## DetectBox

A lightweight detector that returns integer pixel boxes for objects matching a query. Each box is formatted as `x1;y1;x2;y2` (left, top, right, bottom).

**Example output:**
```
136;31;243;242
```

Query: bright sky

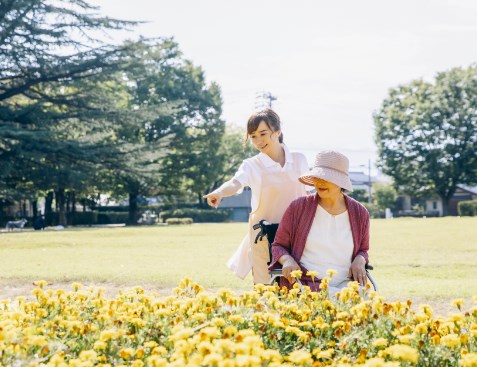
90;0;477;173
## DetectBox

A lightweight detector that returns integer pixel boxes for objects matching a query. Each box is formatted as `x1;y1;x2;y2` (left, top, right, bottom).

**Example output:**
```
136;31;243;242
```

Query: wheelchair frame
253;219;378;291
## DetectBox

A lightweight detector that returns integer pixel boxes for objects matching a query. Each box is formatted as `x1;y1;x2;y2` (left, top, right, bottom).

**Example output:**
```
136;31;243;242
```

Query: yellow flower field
0;278;476;367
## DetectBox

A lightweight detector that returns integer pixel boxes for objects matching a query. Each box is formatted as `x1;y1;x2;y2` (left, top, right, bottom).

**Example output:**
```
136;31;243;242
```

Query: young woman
203;109;309;284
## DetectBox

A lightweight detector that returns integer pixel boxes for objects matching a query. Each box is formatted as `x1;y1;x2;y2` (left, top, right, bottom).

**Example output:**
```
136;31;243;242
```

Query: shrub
97;211;129;224
95;205;129;212
159;208;230;223
44;212;59;226
69;211;98;225
165;217;193;225
362;202;380;218
458;200;477;216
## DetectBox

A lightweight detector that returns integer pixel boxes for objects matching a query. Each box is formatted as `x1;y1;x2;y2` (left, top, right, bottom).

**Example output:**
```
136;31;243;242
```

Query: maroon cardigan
269;193;370;291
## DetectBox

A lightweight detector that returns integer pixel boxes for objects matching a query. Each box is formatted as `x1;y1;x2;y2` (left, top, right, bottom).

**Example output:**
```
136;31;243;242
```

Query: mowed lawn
0;217;476;309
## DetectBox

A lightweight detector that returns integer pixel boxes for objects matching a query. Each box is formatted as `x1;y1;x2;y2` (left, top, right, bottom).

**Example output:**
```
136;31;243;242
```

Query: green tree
374;65;477;215
120;39;227;205
347;188;369;204
372;183;397;216
0;0;136;210
0;1;176;225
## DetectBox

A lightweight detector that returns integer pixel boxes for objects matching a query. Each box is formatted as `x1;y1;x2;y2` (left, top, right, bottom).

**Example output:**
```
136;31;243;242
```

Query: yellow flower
33;280;48;288
451;298;464;310
448;313;464;323
119;347;136;360
419;304;433;317
326;269;338;277
147;356;168;367
169;327;194;342
461;352;477;367
29;335;48;347
229;315;245;323
397;334;414;345
316;348;334;360
366;358;401;367
79;350;97;362
290;270;303;279
99;329;118;342
223;325;238;338
71;282;83;291
371;338;388;348
151;346;168;356
203;353;223;365
93;341;107;350
306;270;318;282
288;350;313;364
131;360;145;367
384;344;419;363
144;341;158;348
440;333;460;348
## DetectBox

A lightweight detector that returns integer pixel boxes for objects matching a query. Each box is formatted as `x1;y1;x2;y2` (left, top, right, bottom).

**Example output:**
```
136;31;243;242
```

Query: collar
257;144;294;167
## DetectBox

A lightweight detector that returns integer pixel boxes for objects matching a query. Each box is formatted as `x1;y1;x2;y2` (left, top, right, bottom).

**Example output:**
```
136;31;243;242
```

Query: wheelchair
253;219;378;291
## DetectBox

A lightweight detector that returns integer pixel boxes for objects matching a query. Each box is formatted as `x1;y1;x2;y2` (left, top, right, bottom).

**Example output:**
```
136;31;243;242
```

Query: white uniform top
300;205;354;288
226;144;310;280
232;144;310;210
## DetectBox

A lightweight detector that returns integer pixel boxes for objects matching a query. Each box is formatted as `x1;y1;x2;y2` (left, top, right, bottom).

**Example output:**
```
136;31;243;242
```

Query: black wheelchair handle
365;264;374;271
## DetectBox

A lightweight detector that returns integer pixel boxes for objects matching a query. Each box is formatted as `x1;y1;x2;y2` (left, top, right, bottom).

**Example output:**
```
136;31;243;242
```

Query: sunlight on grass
0;217;476;302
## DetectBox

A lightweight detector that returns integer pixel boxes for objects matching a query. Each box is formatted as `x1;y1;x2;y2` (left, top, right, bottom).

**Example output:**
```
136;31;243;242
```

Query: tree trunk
71;191;76;225
56;189;67;226
71;191;76;213
197;192;206;208
21;200;27;218
128;190;139;225
45;191;54;225
32;200;38;218
66;191;71;225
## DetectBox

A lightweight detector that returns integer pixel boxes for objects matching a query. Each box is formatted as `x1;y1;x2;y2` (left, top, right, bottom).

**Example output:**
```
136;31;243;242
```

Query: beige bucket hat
299;150;353;191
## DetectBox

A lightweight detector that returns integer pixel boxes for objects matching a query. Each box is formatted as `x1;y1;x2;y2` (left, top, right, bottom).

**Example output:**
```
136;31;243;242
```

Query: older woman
269;150;370;294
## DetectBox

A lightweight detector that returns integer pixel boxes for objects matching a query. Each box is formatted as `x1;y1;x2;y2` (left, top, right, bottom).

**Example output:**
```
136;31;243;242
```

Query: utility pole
255;91;277;109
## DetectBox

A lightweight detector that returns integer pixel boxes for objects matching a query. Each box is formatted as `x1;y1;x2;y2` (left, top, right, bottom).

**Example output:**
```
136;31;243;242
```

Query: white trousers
251;237;271;284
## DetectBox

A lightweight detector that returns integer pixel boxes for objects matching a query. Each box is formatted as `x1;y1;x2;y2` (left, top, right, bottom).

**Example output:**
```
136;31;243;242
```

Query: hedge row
159;208;231;223
165;217;193;225
458;200;477;216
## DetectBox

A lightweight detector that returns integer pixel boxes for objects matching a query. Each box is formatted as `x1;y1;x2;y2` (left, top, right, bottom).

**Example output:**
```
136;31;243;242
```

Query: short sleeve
232;160;252;192
298;153;310;175
296;153;314;193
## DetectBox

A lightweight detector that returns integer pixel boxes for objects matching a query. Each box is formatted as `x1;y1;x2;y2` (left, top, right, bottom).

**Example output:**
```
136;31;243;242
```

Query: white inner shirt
300;205;354;287
232;144;310;212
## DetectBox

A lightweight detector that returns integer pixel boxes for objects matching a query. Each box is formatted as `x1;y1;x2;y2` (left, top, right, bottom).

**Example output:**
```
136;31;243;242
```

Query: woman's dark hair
245;108;284;144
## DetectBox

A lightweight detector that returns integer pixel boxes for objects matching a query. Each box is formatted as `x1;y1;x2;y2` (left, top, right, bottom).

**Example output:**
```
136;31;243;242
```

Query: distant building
220;188;252;222
349;171;375;194
396;185;477;217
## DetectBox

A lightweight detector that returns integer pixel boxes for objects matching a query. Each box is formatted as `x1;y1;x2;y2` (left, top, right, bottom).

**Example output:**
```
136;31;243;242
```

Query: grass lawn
1;217;476;312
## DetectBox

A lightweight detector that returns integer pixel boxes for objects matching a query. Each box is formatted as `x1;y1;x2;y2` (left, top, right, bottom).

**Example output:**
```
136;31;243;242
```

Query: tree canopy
1;0;255;225
374;65;477;215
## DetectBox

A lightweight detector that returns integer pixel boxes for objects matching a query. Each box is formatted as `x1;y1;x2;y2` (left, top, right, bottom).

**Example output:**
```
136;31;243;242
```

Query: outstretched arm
203;179;242;208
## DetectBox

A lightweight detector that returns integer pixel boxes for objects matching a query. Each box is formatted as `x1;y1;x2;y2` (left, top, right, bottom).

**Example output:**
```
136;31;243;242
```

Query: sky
90;0;477;174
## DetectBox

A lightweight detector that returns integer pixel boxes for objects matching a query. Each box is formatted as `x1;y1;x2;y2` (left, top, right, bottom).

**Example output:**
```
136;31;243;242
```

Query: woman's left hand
349;255;367;286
